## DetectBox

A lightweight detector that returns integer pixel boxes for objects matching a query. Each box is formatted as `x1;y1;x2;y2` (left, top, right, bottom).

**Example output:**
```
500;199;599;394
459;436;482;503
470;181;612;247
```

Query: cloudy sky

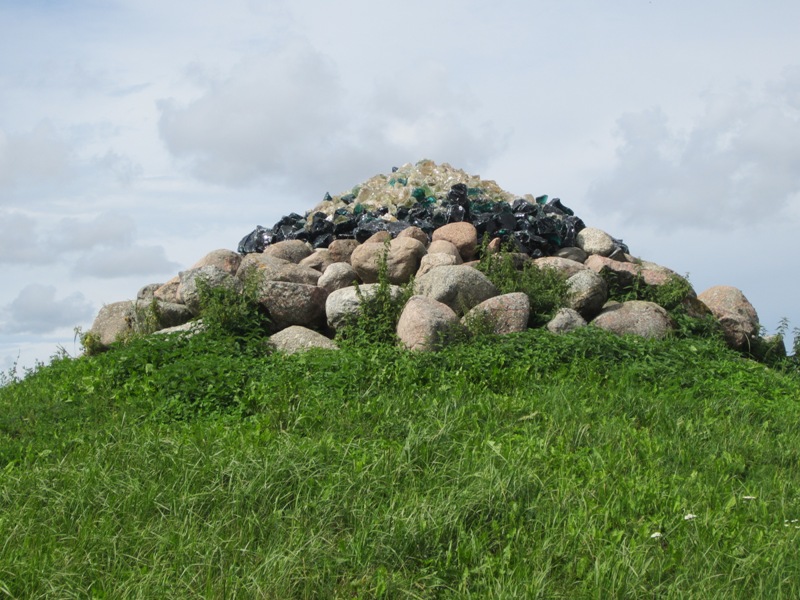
2;0;800;372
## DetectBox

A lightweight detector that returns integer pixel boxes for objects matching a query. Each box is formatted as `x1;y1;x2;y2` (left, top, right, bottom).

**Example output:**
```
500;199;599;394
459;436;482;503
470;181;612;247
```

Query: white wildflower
650;532;662;539
684;513;697;521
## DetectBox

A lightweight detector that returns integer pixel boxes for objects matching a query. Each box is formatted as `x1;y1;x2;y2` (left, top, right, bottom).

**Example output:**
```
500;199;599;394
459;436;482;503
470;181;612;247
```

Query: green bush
476;247;570;327
335;243;415;347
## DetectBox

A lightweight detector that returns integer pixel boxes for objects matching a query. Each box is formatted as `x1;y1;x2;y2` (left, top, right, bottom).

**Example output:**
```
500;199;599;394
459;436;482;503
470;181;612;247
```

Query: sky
2;0;800;373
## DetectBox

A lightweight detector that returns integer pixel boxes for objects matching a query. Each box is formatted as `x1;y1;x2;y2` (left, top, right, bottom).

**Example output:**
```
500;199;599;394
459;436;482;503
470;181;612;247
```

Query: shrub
476;245;570;327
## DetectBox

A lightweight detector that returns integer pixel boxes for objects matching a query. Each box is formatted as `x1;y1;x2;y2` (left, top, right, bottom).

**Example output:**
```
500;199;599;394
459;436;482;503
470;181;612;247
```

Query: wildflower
650;532;662;539
742;496;756;501
684;513;697;521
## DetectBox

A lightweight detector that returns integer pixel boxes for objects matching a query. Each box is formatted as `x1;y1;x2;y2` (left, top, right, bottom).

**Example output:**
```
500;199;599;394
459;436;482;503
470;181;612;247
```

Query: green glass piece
354;204;364;215
411;187;426;201
389;178;396;187
535;195;548;205
396;177;408;186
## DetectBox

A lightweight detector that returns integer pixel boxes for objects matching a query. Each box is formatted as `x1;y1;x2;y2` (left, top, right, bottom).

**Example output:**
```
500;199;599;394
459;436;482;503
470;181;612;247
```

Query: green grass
1;327;800;598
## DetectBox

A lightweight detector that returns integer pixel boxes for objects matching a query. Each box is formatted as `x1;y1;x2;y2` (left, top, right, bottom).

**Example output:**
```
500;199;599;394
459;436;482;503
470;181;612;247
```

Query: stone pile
87;161;764;355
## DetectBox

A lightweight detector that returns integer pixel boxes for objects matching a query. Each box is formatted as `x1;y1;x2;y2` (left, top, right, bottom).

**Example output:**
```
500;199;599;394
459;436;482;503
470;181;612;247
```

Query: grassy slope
1;328;799;599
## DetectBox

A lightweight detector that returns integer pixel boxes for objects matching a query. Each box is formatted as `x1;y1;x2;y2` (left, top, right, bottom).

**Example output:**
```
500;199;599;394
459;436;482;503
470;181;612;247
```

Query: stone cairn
88;160;763;354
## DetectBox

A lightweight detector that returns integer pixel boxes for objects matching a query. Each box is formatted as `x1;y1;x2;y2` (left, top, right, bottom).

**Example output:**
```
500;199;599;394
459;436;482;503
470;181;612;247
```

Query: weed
476;245;570;327
336;242;415;346
197;270;270;341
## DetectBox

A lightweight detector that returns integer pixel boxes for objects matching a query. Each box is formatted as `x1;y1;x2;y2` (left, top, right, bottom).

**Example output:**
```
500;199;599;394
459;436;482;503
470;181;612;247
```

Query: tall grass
1;325;800;598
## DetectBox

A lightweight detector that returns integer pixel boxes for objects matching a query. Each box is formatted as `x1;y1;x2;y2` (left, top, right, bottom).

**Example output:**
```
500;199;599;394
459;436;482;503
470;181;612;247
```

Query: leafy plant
336;242;415;346
476;244;570;327
196;270;270;341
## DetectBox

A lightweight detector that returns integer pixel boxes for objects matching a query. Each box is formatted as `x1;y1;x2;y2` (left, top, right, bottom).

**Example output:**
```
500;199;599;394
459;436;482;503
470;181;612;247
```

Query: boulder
534;256;588;279
179;266;243;315
417;253;459;277
591;301;675;339
414;265;499;315
585;255;686;288
326;283;403;330
190;248;241;276
318;262;359;294
262;240;314;263
427;239;463;263
566;269;608;320
396;295;462;351
396;225;429;246
350;237;426;284
154;276;181;304
299;249;335;273
697;285;760;350
134;299;193;331
137;283;162;302
269;326;339;354
327;239;360;264
256;282;328;332
546;308;587;334
363;230;392;244
153;319;205;337
554;246;589;263
431;221;478;261
576;227;616;257
87;301;135;349
238;254;320;286
461;292;530;335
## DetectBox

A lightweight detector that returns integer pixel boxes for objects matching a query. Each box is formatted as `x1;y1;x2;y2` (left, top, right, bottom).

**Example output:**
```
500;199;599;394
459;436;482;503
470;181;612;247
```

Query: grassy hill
2;317;800;598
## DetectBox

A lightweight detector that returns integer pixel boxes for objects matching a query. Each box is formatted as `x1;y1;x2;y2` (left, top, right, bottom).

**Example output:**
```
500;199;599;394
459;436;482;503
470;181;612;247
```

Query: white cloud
589;72;800;230
0;121;73;191
73;245;180;279
0;284;93;335
0;211;54;265
157;41;505;198
52;212;135;252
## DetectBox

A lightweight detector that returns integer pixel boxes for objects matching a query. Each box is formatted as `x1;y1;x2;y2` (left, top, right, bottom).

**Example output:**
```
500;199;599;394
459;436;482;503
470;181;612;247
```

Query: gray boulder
534;256;589;279
546;308;587;334
179;266;243;315
591;301;675;339
566;269;608;320
397;295;462;351
256;282;328;332
318;262;358;294
414;265;499;315
325;283;403;330
269;326;339;354
576;227;616;257
461;292;530;335
417;253;459;277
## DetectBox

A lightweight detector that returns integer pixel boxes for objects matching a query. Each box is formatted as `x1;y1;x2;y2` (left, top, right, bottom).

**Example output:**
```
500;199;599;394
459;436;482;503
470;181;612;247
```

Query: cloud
0;121;73;190
73;245;180;279
0;284;94;334
0;211;54;265
157;41;505;197
51;212;136;252
589;72;800;230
